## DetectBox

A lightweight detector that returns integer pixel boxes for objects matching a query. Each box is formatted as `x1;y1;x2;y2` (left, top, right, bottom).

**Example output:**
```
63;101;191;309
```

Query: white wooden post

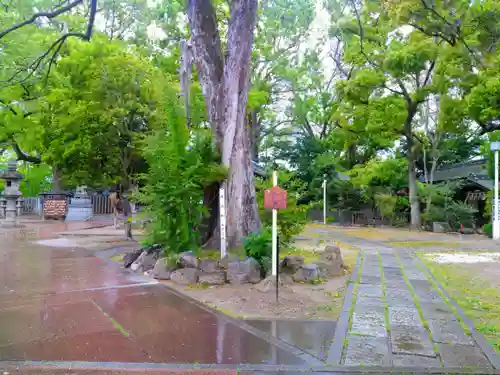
323;174;327;224
272;170;278;276
491;142;500;240
219;182;227;259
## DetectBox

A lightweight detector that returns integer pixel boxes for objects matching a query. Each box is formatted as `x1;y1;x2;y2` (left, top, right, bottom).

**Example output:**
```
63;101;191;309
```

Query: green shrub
484;223;493;238
244;228;272;273
137;95;226;256
326;215;335;223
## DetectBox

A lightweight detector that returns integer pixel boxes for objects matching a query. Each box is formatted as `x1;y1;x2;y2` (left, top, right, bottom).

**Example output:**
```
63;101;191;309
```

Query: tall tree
188;0;260;248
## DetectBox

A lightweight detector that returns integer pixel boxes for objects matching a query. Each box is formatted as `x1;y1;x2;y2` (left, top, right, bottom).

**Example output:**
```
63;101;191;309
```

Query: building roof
422;159;493;190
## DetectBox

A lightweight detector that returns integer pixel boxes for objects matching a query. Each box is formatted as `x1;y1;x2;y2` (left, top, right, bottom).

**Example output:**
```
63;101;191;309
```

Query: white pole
220;183;227;258
272;170;278;276
323;176;327;224
495;151;499;240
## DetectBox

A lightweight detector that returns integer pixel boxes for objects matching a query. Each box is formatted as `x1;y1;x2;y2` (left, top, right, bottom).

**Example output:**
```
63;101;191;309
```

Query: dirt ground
162;273;349;320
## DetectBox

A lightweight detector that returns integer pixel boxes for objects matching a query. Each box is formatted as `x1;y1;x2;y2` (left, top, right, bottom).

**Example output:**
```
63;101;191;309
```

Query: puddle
426;252;500;264
245;319;336;360
35;238;80;247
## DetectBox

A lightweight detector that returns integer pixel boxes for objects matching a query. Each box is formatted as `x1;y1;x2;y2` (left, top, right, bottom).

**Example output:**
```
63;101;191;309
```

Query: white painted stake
272;170;278;277
323;176;327;225
495;151;499;240
219;183;227;259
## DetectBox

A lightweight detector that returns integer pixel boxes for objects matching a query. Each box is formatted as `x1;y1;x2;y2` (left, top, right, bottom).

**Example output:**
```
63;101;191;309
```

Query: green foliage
349;157;408;201
484;223;493;238
420;182;477;229
19;163;52;196
137;91;226;256
374;193;397;219
255;171;309;246
243;228;272;273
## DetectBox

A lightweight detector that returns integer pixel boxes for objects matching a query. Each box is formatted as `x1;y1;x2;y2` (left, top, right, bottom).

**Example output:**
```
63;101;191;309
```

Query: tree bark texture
188;0;260;249
405;116;421;230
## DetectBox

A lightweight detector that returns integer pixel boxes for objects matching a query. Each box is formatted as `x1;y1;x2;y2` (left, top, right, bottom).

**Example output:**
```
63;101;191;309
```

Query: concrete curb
326;248;363;364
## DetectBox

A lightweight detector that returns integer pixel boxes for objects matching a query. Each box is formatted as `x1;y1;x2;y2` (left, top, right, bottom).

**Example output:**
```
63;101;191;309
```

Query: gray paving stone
384;279;407;289
351;321;388;338
384;274;406;283
343;335;390;365
438;343;492;367
414;289;443;303
428;319;474;345
358;284;383;298
391;325;436;357
410;279;434;291
355;297;384;309
352;310;385;325
420;302;457;321
363;266;381;277
354;302;385;314
405;271;429;281
360;275;381;284
386;288;415;307
389;306;422;326
392;354;442;367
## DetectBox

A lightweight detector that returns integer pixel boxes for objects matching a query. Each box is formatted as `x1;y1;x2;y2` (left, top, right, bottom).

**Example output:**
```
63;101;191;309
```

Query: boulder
199;271;226;285
280;255;305;274
199;259;219;273
123;249;143;268
219;253;241;269
179;251;199;268
293;264;320;282
255;274;294;293
151;258;175;280
227;257;262;284
143;243;163;255
317;245;344;277
460;227;475;235
171;268;199;285
130;251;158;272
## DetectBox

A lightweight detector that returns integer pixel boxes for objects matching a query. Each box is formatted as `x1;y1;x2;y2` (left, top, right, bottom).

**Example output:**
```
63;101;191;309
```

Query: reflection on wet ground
245;319;336;361
0;221;310;366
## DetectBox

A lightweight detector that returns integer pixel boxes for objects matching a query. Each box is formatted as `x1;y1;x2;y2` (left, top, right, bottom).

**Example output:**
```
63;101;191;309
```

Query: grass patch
416;252;500;354
387;241;460;248
281;247;321;264
109;254;124;263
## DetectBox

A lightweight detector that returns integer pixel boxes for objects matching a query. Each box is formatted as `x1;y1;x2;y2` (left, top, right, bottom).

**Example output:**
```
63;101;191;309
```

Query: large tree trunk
188;0;260;249
405;116;421;230
52;165;63;193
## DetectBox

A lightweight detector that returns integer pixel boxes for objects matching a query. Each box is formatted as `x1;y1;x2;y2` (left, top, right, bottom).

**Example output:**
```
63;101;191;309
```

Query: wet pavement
3;221;500;374
0;220;318;372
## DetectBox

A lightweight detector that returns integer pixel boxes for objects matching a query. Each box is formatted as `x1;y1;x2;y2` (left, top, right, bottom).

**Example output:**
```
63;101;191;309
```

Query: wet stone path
340;243;493;368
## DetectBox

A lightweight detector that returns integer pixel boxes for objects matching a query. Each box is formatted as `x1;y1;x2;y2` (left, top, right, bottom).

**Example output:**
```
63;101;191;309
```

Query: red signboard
264;186;287;209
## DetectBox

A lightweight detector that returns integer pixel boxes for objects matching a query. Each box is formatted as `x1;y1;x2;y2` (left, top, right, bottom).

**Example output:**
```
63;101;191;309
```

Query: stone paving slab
389;307;422;327
359;275;381;284
392;354;442;367
428;319;475;345
354;297;384;309
350;321;387;338
438;343;491;367
390;325;436;357
420;302;457;321
343;336;390;366
357;285;383;298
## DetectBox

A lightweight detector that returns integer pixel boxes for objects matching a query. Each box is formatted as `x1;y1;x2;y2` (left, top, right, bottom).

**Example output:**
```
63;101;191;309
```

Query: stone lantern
0;159;24;227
